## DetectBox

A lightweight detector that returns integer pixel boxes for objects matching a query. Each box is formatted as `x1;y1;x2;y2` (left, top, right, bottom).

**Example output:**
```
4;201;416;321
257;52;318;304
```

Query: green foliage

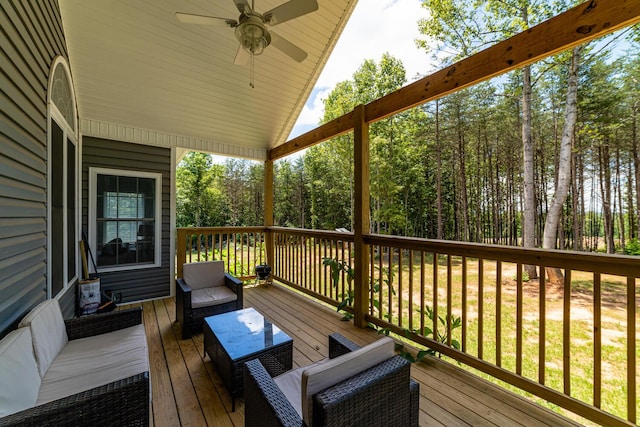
322;257;355;320
421;305;462;358
623;238;640;256
374;304;462;363
176;154;264;227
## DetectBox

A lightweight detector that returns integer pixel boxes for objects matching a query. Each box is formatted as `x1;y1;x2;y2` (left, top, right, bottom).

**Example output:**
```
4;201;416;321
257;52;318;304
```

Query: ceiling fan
176;0;318;66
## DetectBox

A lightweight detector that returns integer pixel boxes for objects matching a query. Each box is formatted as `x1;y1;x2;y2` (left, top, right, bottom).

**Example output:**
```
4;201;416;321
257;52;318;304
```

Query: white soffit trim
80;118;268;161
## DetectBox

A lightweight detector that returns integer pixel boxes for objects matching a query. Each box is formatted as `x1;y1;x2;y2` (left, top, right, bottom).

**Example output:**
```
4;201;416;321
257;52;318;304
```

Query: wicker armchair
176;260;243;339
244;333;419;427
0;308;149;427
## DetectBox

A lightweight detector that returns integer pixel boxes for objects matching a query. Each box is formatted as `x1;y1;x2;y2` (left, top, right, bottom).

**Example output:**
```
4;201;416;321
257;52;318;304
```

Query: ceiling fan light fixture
235;19;271;56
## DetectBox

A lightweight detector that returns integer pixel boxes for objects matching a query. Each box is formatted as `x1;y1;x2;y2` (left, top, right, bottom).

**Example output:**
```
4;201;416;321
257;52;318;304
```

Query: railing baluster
478;258;484;359
341;238;346;302
204;233;209;261
462;255;467;352
539;266;546;385
196;233;201;262
409;250;414;332
433;252;438;347
563;269;572;396
496;260;502;367
398;248;403;329
388;247;394;326
370;245;375;315
516;263;523;376
593;272;601;408
446;254;452;347
303;235;307;289
323;239;328;297
627;277;636;423
420;251;425;337
378;246;383;320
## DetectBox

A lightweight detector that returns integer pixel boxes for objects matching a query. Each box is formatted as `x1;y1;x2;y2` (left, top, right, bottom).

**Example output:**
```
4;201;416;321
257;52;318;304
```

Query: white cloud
290;0;431;136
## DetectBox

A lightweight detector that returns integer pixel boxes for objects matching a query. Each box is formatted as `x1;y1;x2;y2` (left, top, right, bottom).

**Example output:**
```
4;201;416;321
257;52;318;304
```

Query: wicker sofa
176;260;243;339
0;299;150;426
244;333;419;427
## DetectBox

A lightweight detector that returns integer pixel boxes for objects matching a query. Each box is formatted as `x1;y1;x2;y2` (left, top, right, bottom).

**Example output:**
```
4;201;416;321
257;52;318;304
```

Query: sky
288;0;432;139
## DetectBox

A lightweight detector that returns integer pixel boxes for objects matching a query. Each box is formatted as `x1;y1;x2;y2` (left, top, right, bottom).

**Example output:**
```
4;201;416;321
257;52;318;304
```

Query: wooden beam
270;112;354;160
270;0;640;162
352;104;370;328
365;0;640;123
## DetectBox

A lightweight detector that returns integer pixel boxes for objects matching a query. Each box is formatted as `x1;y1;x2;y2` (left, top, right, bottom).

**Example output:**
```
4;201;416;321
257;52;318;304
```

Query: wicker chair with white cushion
244;333;419;427
176;260;243;339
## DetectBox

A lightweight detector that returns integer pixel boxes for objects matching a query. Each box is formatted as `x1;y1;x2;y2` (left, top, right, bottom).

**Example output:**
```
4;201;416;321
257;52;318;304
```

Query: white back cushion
18;299;68;378
301;337;395;425
0;328;41;417
183;261;226;290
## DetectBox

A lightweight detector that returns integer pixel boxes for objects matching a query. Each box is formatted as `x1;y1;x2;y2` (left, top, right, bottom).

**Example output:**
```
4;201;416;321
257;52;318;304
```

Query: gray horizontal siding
82;137;171;303
0;0;70;337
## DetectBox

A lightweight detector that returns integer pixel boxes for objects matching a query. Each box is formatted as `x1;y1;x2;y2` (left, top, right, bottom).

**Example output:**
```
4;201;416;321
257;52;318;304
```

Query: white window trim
47;56;79;299
89;167;162;273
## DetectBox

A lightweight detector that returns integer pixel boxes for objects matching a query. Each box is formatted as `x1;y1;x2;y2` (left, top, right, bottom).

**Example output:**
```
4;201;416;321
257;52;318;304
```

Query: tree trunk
522;63;538;279
599;143;615;254
615;149;625;251
627;156;636;239
632;105;640;240
542;45;583;283
456;104;469;241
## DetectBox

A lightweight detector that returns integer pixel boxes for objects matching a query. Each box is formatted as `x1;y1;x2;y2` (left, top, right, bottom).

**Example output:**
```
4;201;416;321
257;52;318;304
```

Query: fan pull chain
250;54;255;88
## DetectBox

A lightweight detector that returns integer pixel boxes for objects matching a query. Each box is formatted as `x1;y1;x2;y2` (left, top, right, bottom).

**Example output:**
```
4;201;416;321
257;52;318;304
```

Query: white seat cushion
0;327;41;417
183;260;226;290
18;299;68;378
191;286;237;308
37;324;149;405
300;337;395;426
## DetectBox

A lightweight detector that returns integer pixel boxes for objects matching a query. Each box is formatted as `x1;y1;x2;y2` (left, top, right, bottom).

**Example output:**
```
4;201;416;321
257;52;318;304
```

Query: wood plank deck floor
127;282;583;427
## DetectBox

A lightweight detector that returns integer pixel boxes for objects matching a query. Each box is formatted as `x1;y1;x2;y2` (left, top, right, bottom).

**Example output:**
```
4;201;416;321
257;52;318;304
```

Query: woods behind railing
177;226;638;427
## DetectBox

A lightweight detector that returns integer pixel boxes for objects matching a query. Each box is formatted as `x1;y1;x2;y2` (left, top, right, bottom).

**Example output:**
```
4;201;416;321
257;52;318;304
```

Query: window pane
94;172;157;268
138;178;155;196
118;176;137;193
51;119;64;295
67;138;76;279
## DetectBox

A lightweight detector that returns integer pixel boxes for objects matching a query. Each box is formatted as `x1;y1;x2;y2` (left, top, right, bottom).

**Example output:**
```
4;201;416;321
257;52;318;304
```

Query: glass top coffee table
203;307;293;410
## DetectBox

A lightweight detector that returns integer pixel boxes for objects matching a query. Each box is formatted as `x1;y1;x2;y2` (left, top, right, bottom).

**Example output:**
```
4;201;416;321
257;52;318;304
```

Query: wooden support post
264;157;274;270
353;104;370;328
176;228;186;278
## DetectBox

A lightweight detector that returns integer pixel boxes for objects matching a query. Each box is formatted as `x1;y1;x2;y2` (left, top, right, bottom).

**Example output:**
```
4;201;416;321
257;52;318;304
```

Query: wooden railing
175;226;638;426
271;227;354;310
176;227;267;280
361;234;638;427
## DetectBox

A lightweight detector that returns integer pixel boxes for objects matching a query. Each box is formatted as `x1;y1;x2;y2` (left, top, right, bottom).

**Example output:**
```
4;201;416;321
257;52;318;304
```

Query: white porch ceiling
59;0;357;160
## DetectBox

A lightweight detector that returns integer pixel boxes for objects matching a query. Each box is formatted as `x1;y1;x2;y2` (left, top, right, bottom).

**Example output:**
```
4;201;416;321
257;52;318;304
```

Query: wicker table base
203;308;293;411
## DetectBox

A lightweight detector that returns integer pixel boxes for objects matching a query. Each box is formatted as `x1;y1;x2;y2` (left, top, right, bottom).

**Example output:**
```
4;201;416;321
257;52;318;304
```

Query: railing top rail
270;226;355;240
365;234;640;278
177;226;267;233
177;226;638;277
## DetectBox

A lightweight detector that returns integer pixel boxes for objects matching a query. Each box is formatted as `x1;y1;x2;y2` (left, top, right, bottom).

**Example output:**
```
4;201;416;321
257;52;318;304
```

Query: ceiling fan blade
175;12;236;27
270;31;307;62
264;0;318;26
233;45;250;65
233;0;252;15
